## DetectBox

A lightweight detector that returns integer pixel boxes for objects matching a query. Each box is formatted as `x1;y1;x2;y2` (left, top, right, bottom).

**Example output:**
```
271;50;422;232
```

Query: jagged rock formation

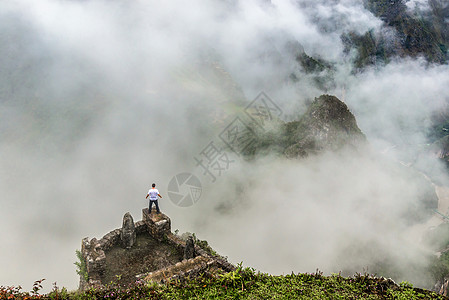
120;212;136;249
184;236;196;259
242;94;366;159
284;95;366;158
434;276;449;296
78;209;234;290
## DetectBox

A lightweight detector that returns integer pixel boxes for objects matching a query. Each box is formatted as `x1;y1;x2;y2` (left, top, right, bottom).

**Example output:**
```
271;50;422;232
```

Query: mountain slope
345;0;449;67
240;94;366;158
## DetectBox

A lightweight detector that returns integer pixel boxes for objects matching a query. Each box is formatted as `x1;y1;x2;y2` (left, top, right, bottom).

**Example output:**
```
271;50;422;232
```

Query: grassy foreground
2;267;447;299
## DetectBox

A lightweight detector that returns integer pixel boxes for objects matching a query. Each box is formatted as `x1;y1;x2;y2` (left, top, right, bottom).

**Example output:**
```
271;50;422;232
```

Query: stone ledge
142;208;171;241
79;210;235;291
99;229;121;251
135;221;147;234
142;256;211;283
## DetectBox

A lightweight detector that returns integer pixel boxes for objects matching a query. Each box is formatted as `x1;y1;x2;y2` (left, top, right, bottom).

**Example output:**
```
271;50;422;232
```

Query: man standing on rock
146;183;162;214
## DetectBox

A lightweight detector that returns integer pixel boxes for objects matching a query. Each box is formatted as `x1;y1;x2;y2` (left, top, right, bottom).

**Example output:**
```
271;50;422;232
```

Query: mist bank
181;145;438;288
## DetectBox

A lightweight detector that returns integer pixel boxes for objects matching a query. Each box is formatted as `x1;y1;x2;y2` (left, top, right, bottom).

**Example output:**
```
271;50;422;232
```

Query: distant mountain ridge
343;0;449;67
241;94;366;158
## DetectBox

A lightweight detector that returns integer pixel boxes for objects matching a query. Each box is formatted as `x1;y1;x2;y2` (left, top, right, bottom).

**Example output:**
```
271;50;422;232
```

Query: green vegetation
343;0;449;68
296;53;333;74
341;30;391;69
293;53;336;91
74;250;88;282
2;268;447;299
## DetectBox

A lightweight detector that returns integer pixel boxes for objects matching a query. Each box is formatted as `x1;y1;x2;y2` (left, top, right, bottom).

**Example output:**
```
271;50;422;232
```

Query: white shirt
148;188;159;200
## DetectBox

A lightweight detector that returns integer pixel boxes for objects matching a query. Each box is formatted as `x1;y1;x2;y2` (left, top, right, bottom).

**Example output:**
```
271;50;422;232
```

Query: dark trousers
149;200;160;213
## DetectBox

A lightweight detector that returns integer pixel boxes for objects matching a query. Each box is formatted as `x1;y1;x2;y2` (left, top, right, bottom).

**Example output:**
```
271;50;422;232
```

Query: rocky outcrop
284;95;366;158
79;218;150;289
80;237;106;290
121;212;136;249
79;210;234;290
184;236;196;259
434;277;449;296
240;94;366;159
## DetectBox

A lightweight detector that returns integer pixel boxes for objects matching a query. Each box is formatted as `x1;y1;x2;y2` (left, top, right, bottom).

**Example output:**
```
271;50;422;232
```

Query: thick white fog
1;0;448;292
